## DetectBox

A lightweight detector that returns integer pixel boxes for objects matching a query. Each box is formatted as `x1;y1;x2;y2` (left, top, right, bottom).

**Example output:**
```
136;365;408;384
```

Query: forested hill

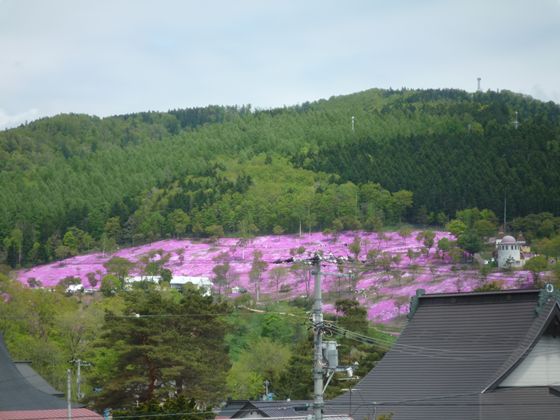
1;88;559;268
301;90;560;216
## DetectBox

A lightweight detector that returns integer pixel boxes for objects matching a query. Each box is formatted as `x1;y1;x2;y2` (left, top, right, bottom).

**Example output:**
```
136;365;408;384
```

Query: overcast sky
1;0;559;129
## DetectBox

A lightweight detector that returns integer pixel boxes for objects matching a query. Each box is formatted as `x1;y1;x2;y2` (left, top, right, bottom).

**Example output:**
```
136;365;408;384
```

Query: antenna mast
503;192;507;234
477;77;482;92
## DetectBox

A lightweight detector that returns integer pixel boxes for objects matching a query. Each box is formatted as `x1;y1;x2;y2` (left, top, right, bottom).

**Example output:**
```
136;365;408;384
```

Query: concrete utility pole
71;359;91;400
76;360;82;400
312;254;324;420
264;379;270;400
272;253;349;420
67;369;72;420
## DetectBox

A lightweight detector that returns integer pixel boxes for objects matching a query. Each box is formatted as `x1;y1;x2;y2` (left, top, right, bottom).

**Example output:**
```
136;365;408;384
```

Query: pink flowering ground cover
16;231;531;323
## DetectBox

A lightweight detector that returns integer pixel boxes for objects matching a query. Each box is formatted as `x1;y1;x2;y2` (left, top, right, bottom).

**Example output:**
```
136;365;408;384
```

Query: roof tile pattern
0;335;100;419
328;289;560;420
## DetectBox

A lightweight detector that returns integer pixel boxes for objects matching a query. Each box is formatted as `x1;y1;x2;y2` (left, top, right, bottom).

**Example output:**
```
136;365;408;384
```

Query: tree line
1;156;414;268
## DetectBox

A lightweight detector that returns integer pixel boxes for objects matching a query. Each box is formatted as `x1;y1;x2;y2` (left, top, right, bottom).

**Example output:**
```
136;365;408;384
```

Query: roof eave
482;300;560;393
418;288;540;300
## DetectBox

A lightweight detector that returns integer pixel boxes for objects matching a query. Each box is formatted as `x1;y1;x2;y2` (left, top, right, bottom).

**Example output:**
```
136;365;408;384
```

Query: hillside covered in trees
1;88;560;268
0;270;389;410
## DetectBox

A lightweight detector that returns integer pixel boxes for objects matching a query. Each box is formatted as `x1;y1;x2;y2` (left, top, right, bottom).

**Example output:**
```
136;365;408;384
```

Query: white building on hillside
65;283;84;295
170;276;213;296
124;276;160;289
497;235;525;268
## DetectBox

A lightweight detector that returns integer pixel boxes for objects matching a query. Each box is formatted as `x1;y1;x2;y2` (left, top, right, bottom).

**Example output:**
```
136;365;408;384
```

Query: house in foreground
217;400;351;419
217;400;308;418
0;334;101;419
329;287;560;420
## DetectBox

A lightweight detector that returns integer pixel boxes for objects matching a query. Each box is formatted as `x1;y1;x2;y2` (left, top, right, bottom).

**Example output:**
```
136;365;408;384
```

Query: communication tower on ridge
477;77;482;92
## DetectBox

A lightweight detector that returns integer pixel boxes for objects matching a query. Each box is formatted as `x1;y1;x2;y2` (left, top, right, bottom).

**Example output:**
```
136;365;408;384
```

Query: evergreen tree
90;288;230;409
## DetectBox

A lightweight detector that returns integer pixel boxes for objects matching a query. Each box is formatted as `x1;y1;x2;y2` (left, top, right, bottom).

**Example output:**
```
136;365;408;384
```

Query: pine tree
90;288;230;410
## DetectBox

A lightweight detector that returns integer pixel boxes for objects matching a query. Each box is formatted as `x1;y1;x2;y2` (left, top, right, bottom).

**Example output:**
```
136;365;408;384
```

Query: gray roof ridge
7;365;71;400
13;361;64;396
481;299;560;393
408;288;542;320
0;333;72;410
418;288;540;300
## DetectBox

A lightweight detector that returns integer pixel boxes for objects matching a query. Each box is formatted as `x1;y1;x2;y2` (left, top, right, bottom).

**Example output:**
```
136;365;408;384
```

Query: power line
105;309;308;320
322;320;560;361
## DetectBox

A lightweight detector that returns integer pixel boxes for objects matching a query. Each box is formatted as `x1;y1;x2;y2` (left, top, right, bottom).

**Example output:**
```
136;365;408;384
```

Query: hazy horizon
2;0;559;129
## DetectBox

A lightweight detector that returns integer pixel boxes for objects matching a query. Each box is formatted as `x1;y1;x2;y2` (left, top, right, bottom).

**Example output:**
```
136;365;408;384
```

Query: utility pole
76;360;82;400
67;368;72;420
71;359;90;400
312;254;324;420
264;379;270;400
272;253;350;420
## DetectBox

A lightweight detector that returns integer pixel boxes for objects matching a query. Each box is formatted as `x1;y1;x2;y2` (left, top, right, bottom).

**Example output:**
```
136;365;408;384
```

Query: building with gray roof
217;399;351;419
328;287;560;420
0;334;101;419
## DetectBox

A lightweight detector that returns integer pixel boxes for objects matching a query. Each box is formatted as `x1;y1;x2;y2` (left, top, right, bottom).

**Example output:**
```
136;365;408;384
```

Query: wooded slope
1;88;559;267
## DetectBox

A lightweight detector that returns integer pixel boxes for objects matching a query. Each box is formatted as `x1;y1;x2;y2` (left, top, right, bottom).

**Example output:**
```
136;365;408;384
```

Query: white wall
497;245;521;268
500;335;560;387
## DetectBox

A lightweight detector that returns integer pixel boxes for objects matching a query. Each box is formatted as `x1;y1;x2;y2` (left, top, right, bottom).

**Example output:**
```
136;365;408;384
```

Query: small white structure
497;235;525;268
124;276;160;289
65;283;84;295
170;276;213;296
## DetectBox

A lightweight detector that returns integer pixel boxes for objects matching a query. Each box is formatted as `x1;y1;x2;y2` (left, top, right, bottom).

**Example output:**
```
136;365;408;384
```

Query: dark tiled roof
328;289;560;420
217;400;249;418
0;335;68;411
219;400;311;418
218;400;353;419
483;298;560;392
251;401;307;417
480;387;560;420
13;362;64;397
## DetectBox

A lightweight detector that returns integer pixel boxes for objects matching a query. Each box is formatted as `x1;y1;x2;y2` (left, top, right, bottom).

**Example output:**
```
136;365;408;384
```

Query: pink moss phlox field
16;230;532;322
